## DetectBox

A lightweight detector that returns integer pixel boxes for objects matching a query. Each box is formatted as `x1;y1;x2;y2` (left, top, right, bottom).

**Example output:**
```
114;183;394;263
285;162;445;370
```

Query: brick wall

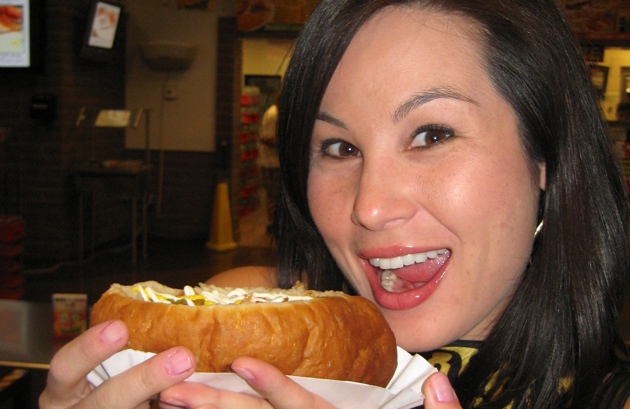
0;2;240;264
0;0;127;262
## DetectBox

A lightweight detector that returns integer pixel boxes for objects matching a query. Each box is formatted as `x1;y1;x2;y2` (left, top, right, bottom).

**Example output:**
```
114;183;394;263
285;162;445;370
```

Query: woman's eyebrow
393;86;478;123
316;111;348;129
316;86;476;128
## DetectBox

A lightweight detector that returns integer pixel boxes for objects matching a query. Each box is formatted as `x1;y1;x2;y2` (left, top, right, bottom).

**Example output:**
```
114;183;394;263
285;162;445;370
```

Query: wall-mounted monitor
79;0;123;63
0;0;45;70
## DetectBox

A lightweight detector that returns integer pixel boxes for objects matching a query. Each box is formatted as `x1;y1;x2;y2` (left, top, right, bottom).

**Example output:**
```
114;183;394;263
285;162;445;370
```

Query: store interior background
0;0;302;302
0;1;628;407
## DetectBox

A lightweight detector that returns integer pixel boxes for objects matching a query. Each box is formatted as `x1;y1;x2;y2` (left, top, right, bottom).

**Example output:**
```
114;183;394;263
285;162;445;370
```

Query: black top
415;341;630;408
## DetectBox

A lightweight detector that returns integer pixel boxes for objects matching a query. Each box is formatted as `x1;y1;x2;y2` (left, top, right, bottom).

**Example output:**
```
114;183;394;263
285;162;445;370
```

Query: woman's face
307;7;545;351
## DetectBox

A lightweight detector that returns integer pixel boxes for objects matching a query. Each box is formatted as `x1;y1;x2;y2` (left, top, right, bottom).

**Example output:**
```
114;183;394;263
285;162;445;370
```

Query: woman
41;0;630;408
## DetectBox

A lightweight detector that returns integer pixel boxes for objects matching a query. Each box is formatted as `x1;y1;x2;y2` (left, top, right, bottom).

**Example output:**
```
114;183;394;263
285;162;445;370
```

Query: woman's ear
538;161;546;191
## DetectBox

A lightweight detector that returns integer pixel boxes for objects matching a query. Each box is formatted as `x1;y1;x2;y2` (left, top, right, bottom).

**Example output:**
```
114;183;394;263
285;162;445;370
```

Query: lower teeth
380;270;398;292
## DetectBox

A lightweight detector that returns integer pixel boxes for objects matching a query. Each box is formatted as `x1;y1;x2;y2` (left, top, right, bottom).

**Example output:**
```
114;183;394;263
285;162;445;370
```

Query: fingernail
99;321;125;345
165;349;193;375
159;401;187;409
432;373;456;402
232;365;256;383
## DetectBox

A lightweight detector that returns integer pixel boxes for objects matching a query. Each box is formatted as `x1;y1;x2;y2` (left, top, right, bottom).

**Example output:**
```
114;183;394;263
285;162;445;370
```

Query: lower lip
364;260;448;310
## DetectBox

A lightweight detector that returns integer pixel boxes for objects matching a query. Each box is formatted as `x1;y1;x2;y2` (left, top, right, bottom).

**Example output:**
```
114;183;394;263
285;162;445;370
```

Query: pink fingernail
165;349;193;375
159;400;187;409
99;321;125;345
432;373;456;402
232;365;256;383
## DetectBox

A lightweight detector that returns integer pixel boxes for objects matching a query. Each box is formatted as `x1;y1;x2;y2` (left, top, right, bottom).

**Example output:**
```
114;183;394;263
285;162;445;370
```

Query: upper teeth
369;249;447;270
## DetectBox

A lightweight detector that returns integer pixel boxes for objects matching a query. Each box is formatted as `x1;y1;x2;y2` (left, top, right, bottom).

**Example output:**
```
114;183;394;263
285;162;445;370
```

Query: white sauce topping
134;283;313;306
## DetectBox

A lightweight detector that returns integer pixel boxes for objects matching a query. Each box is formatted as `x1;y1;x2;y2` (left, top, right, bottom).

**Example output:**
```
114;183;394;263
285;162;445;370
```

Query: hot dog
90;280;398;387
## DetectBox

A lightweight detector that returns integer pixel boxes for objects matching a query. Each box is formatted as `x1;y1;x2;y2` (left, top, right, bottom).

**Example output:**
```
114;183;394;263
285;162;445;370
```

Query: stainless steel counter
0;299;69;370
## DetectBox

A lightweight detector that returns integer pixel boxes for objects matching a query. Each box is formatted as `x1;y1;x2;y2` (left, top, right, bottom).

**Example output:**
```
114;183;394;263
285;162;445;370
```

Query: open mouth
370;249;449;292
366;249;450;310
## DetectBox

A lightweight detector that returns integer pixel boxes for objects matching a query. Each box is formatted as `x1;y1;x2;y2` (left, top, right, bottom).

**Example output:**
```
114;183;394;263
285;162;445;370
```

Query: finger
232;357;334;409
159;382;273;409
422;372;462;408
79;347;197;409
40;320;129;407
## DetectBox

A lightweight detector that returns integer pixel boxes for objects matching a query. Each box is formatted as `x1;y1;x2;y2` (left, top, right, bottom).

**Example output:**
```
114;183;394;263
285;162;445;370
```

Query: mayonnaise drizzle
134;284;313;306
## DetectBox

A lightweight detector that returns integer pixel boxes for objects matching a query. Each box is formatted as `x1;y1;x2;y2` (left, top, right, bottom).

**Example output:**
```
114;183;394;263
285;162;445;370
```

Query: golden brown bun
90;281;397;387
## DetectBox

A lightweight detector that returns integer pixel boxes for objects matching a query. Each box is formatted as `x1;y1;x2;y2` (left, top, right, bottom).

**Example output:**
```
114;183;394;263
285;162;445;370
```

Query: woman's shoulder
205;265;279;288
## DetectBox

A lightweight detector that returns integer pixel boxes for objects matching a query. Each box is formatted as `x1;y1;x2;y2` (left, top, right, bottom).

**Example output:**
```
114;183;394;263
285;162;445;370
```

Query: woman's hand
422;372;462;409
157;357;336;409
159;359;462;409
39;320;197;409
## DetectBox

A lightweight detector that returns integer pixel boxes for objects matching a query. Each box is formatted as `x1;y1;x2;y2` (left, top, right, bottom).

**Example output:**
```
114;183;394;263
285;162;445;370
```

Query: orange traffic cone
206;182;237;252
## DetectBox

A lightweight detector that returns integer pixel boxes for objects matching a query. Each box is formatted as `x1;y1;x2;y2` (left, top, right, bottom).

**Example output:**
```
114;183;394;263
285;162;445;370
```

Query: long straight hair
275;0;630;407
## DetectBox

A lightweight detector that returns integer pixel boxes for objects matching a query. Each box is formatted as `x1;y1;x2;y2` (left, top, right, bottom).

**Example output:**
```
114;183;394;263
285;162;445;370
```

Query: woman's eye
321;140;361;158
410;125;454;148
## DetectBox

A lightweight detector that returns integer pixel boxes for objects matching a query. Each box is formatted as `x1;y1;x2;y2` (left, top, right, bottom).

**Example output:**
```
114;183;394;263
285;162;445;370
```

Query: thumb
422;372;462;408
231;357;334;409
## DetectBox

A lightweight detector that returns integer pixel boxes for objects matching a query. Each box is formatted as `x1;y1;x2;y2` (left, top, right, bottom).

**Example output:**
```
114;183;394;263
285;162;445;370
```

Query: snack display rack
0;215;26;300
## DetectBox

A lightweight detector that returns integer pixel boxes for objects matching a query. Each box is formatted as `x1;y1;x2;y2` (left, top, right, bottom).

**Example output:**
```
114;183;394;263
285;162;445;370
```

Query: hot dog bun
90;281;397;387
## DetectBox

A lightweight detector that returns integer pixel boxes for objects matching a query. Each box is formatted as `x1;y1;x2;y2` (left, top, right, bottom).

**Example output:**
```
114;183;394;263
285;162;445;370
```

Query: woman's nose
351;160;417;231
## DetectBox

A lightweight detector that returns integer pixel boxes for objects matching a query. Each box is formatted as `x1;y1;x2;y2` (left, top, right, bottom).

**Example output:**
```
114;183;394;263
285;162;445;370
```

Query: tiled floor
21;202;277;304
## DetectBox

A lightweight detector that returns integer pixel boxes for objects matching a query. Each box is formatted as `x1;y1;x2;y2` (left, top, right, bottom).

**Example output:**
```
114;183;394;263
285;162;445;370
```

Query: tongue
380;252;449;289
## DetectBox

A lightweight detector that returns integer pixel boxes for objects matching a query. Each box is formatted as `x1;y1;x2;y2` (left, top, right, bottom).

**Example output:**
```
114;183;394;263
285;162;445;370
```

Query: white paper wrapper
87;347;437;409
